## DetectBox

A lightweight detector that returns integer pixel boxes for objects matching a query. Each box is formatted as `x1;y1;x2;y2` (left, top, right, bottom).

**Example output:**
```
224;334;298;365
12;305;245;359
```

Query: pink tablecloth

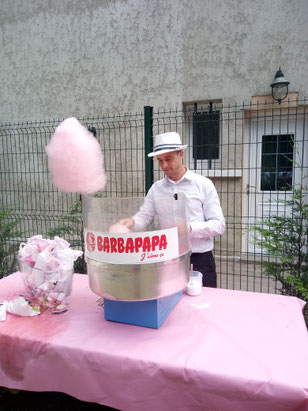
0;272;307;411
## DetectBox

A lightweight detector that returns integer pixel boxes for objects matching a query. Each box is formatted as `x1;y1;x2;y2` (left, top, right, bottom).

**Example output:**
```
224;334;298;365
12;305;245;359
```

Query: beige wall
0;0;307;123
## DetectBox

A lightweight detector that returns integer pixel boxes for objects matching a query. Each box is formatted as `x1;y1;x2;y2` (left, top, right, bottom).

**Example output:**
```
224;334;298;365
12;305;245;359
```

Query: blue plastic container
104;290;183;329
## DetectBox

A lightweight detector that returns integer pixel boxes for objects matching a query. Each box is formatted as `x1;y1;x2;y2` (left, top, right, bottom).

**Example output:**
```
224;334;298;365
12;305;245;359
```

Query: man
121;132;225;288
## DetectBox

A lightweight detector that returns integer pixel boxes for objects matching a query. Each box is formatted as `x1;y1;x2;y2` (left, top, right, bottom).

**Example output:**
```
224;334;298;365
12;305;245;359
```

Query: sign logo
84;227;179;264
86;231;96;252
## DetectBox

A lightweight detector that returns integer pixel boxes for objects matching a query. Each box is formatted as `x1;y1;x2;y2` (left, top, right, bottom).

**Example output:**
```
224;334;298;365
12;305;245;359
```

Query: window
184;100;222;171
193;102;220;162
261;134;294;191
193;103;219;160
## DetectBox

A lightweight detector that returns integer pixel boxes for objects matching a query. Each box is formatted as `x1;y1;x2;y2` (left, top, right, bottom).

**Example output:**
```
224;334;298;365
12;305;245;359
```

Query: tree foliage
252;179;308;302
46;199;86;273
0;209;21;278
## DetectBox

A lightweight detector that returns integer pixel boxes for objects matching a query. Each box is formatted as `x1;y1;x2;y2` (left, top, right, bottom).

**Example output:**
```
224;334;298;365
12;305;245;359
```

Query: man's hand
119;217;135;229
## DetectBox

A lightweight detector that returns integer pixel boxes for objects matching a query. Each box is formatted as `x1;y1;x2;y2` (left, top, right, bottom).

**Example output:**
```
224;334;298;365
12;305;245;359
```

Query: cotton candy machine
82;194;191;301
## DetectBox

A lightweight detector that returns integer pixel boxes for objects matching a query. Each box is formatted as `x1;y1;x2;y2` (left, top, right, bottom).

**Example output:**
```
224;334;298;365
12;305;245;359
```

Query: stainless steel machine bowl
82;194;191;301
87;250;191;301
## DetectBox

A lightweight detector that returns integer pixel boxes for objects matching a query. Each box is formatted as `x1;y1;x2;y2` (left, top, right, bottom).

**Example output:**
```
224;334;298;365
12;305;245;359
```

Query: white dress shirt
133;169;225;253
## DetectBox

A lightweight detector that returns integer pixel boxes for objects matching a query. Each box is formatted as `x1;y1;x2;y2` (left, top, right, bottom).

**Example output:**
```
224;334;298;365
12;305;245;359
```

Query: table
0;273;307;411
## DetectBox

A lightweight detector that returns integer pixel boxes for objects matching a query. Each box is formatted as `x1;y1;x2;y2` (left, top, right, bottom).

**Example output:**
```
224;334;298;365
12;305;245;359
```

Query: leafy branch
0;208;22;278
251;149;308;302
46;198;86;273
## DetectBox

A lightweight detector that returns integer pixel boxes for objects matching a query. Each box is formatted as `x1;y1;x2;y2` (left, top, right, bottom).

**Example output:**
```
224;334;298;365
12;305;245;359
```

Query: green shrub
46;199;86;273
251;175;308;302
0;209;21;278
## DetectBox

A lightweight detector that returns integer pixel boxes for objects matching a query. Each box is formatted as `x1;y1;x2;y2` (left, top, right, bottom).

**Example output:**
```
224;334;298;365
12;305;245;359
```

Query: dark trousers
190;251;217;288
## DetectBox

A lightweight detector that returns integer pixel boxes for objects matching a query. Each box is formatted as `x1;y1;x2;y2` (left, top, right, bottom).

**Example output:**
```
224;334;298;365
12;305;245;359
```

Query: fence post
144;106;153;193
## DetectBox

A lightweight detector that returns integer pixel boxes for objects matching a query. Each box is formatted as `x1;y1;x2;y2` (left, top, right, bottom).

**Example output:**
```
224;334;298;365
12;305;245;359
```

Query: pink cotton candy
108;223;131;234
45;117;106;194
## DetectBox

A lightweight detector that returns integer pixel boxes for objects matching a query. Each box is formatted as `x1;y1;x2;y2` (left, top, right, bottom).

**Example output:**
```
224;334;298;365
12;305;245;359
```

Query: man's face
156;150;185;181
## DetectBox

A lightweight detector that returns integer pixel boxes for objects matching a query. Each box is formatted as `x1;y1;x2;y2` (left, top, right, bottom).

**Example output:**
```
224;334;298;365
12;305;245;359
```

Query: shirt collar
165;168;193;184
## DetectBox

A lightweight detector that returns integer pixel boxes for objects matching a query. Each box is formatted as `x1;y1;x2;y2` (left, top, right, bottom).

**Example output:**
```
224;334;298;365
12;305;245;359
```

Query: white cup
185;271;203;296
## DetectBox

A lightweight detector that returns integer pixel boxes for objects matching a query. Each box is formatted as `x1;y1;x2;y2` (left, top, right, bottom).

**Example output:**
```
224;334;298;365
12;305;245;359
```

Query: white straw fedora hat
148;132;187;157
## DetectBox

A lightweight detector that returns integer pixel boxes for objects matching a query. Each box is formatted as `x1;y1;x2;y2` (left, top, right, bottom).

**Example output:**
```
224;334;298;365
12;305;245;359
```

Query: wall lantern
270;67;290;104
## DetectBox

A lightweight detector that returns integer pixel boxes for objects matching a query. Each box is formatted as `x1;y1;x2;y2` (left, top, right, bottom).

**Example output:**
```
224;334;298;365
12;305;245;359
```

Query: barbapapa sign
84;227;179;264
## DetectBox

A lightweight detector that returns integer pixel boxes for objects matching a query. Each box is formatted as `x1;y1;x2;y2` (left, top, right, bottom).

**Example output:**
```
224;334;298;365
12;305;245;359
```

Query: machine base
104;290;183;329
